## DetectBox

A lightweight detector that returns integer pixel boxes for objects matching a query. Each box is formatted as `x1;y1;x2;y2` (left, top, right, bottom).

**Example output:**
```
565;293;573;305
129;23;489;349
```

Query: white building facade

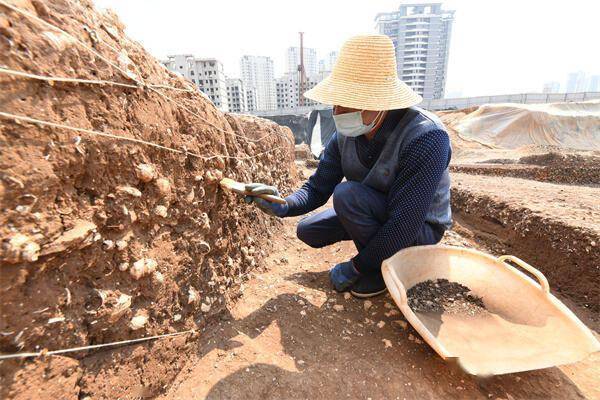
286;47;318;77
275;73;321;110
318;51;338;73
240;55;277;111
246;87;258;112
162;55;229;111
226;78;247;113
376;3;455;100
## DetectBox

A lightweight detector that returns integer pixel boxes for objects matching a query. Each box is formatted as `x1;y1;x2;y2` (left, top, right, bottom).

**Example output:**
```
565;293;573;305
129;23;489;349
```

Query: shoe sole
350;287;388;299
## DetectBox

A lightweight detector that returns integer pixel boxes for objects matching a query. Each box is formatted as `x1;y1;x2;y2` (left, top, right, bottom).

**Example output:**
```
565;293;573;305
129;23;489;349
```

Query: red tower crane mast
297;32;306;107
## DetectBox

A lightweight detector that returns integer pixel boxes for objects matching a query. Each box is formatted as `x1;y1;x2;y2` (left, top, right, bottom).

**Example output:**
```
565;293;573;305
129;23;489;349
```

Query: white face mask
333;110;382;137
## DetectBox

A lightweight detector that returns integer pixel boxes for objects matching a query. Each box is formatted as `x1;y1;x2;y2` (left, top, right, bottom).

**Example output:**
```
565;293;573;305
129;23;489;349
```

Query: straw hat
304;34;422;111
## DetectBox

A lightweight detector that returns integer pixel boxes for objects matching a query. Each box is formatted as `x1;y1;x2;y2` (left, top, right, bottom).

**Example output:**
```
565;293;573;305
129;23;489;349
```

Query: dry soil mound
0;0;295;373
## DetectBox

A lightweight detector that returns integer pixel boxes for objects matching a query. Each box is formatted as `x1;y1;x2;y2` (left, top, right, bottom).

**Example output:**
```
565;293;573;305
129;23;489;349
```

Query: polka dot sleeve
352;129;451;273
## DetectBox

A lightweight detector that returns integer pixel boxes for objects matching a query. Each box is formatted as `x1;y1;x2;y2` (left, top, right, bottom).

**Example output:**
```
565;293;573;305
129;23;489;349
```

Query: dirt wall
0;0;296;381
450;164;600;186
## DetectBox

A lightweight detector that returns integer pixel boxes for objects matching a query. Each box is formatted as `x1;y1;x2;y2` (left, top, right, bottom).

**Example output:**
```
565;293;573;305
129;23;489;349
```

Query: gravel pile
407;279;487;316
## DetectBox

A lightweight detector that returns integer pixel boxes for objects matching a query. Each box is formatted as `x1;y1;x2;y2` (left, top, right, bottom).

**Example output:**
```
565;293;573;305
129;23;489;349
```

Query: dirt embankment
451;174;599;317
0;0;296;398
450;153;600;186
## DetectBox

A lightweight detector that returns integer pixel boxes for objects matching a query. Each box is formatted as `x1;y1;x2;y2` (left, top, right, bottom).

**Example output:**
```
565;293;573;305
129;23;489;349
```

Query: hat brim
304;75;423;111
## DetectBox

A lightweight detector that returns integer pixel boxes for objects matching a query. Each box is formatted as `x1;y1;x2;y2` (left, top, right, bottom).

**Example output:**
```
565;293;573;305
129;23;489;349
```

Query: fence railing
420;91;600;111
248;105;329;117
245;92;600;117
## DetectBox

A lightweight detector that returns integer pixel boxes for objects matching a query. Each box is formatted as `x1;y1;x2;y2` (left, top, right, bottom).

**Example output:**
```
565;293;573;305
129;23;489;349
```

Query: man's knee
332;181;362;217
296;218;323;248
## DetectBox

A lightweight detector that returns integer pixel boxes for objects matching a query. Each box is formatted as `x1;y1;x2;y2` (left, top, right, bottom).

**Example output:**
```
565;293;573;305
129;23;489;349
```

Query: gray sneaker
350;272;388;298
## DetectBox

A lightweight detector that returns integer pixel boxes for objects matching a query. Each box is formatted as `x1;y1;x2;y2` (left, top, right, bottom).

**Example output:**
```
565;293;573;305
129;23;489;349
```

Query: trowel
219;178;287;204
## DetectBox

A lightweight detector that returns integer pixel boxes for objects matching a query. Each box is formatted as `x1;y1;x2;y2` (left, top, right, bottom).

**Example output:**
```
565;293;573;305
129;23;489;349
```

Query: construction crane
297;32;306;107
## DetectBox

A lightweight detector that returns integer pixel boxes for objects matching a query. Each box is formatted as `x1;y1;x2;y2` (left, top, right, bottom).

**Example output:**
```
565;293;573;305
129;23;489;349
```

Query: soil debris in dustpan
407;279;486;316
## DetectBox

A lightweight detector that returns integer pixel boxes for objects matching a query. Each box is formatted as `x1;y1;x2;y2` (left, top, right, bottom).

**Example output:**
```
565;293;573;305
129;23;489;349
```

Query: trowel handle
498;255;550;294
257;193;287;205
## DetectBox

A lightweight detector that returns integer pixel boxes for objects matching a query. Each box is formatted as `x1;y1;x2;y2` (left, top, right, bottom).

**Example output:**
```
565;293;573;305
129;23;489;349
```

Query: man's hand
329;260;360;292
244;183;289;217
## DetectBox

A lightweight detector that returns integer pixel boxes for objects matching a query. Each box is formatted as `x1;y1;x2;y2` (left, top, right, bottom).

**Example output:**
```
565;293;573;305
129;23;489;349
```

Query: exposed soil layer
0;0;296;398
452;173;599;317
451;152;600;186
451;164;600;186
407;279;487;316
519;152;600;168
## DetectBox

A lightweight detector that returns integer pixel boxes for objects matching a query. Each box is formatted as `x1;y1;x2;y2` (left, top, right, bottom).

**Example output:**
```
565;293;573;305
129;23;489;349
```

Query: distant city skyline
94;0;600;98
543;71;600;94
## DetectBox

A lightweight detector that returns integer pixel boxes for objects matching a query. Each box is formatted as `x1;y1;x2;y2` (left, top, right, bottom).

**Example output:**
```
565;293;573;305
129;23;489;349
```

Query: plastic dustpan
381;245;600;376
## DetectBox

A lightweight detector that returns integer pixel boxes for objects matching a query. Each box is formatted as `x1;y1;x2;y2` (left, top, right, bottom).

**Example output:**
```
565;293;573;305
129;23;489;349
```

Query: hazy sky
93;0;599;97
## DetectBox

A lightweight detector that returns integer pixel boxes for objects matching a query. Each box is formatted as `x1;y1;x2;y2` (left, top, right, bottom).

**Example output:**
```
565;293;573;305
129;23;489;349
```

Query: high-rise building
375;3;455;100
162;55;229;111
588;75;600;92
246;87;258;112
286;47;318;77
542;81;561;94
275;75;295;110
275;73;321;109
226;78;247;113
240;55;276;111
566;71;587;93
318;51;338;73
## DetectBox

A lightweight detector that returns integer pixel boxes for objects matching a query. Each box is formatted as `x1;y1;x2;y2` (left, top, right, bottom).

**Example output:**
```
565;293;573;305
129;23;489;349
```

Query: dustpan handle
498;255;550;294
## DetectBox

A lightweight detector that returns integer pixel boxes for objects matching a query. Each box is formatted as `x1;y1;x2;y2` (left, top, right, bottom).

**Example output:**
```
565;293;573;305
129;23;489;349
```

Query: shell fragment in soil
40;220;97;256
130;258;158;280
116;185;142;198
155;178;171;196
2;233;40;263
188;287;200;304
129;310;149;330
135;163;156;182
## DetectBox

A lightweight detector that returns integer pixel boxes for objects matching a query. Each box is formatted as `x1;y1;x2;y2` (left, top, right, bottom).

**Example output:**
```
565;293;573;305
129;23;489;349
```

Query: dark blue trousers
296;181;444;267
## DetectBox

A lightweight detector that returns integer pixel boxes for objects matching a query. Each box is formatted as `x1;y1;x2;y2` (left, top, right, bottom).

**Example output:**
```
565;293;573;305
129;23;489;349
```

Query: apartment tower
240;55;277;111
162;55;229;111
375;3;454;100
